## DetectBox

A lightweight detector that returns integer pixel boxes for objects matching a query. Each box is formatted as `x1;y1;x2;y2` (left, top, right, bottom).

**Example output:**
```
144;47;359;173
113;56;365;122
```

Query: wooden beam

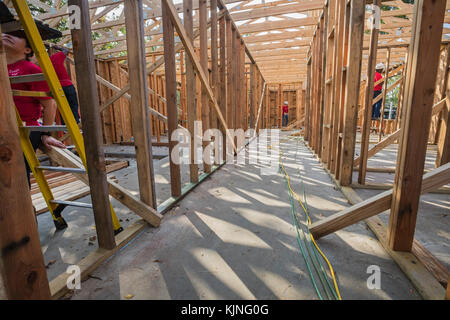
378;48;391;141
162;0;182;197
184;0;199;183
226;18;233;134
199;0;211;173
219;15;227;161
124;0;157;207
163;0;237;154
339;0;366;186
436;96;450;167
310;163;450;239
358;0;380;184
69;0;116;249
0;28;51;300
388;0;446;252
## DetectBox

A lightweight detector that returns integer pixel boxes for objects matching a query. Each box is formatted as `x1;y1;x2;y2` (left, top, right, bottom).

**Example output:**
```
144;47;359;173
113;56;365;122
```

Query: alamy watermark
66;265;81;290
169;122;280;175
366;265;381;290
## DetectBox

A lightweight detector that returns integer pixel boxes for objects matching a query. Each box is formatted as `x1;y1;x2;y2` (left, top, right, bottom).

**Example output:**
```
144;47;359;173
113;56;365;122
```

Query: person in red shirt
31;45;80;124
3;32;65;185
372;63;384;119
282;101;289;127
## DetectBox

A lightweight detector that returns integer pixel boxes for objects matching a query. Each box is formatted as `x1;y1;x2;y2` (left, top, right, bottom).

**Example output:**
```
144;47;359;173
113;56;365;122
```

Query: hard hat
376;63;385;70
284;101;288;104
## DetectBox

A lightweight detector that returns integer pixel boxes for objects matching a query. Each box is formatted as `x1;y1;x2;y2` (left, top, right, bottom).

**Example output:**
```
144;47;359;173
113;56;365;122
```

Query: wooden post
278;84;282;128
226;18;233;135
358;0;380;184
305;59;312;141
200;0;211;172
395;52;408;131
335;1;351;180
219;15;227;161
240;42;246;131
162;0;182;197
124;0;157;206
69;0;116;249
234;32;241;133
388;0;446;251
330;0;346;174
183;0;198;182
249;63;255;128
378;48;391;141
0;31;51;300
210;0;218;132
162;0;237;154
317;12;327;159
338;0;366;187
436;46;450;167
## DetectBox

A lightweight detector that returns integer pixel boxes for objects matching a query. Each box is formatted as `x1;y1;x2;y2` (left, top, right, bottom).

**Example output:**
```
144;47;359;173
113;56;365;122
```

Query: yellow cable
279;152;342;300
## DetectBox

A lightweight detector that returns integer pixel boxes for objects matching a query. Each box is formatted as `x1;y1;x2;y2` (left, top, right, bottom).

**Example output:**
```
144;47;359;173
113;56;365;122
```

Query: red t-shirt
8;60;51;126
282;105;289;115
50;51;72;87
374;72;383;91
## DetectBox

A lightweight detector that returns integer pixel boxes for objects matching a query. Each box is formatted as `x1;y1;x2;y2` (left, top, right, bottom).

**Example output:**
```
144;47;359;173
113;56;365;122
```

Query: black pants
61;84;80;124
25;131;42;188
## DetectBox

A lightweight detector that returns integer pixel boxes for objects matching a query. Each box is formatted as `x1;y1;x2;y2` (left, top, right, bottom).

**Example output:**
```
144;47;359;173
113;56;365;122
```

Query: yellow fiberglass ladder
5;0;123;234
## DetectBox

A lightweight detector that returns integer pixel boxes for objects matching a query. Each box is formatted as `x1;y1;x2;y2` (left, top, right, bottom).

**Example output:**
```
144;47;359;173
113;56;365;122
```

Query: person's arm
40;99;66;149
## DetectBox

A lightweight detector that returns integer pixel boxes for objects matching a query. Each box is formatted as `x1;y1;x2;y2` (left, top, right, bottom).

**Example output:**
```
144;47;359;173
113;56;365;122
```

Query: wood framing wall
304;0;450;298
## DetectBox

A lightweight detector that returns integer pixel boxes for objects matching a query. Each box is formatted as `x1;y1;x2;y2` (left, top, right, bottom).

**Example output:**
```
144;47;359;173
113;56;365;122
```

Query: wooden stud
69;0;116;249
124;0;157;207
210;0;219;132
305;59;312;141
358;0;380;184
226;18;233;135
338;0;366;186
234;32;241;134
378;48;391;141
184;0;199;182
162;0;182;197
219;15;227;161
199;0;211;172
388;0;446;252
162;0;237;154
0;30;51;300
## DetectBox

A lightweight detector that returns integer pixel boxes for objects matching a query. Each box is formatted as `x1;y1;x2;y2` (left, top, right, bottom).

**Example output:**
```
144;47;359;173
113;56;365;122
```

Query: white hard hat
284;101;288;104
376;63;385;70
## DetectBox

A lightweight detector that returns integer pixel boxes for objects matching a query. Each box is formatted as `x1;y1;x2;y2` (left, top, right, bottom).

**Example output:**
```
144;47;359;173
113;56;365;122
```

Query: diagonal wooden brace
309;162;450;239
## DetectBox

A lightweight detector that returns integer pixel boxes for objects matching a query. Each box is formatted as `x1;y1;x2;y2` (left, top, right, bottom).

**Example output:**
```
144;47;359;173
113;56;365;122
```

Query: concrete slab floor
60;131;420;300
36;140;212;283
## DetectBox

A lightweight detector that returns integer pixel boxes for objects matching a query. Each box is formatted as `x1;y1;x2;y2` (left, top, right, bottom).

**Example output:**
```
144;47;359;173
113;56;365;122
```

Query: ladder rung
36;166;86;174
20;125;67;132
9;73;46;84
50;200;92;209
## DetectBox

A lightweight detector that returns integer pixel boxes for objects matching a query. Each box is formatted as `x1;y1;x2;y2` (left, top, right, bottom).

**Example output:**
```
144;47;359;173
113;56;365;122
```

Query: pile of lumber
31;160;129;215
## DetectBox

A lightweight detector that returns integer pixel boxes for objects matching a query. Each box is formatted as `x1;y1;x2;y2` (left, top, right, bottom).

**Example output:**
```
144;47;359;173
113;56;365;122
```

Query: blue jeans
60;85;80;124
372;90;383;119
282;114;288;127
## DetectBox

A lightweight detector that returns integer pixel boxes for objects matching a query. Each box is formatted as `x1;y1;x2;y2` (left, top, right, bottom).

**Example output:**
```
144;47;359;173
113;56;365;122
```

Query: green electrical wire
282;169;323;300
280;135;341;300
